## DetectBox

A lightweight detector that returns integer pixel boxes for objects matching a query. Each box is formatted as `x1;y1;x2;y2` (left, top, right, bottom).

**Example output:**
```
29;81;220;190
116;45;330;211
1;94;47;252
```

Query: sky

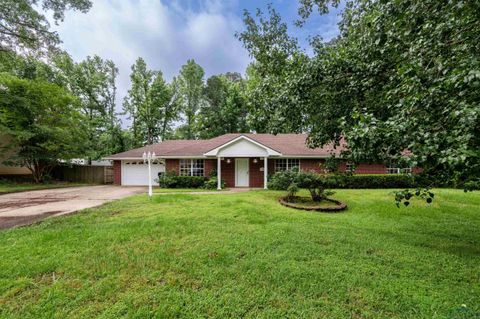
48;0;343;124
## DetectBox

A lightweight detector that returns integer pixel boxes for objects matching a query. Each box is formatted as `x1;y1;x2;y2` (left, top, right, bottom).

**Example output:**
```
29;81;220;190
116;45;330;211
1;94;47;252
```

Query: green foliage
54;53;119;160
295;171;335;202
0;73;87;182
239;0;480;189
0;0;92;54
463;179;480;193
157;171;207;189
269;171;431;190
177;59;205;139
286;182;299;200
197;73;250;138
394;188;435;207
267;169;300;190
123;58;179;146
238;6;305;134
202;177;225;190
268;169;334;202
325;174;418;189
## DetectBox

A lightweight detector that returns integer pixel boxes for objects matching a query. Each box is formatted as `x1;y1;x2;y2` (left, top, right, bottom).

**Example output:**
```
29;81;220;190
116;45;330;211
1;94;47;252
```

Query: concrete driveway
0;186;144;230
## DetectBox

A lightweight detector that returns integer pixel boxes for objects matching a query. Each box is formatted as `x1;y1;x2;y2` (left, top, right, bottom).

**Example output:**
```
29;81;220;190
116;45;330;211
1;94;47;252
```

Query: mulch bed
279;196;347;213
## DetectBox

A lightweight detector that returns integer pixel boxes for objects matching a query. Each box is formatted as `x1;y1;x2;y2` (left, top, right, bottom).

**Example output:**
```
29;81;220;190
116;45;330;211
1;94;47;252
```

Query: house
105;133;409;188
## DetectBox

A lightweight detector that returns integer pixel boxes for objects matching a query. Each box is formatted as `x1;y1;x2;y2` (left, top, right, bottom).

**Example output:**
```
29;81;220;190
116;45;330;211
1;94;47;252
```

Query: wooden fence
52;165;114;184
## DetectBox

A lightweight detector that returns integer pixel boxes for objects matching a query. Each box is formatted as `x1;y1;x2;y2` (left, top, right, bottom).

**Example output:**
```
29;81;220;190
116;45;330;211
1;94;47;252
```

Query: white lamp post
143;151;156;198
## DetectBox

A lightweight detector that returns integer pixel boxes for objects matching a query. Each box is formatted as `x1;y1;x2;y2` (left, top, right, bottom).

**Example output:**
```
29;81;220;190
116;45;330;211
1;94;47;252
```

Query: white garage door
121;160;165;186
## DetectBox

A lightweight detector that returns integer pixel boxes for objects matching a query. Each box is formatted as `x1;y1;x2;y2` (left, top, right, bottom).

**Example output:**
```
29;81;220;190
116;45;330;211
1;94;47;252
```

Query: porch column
264;157;268;189
217;157;221;190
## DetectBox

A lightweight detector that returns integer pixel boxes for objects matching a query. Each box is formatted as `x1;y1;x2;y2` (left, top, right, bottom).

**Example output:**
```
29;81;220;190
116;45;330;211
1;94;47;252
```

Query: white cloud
49;0;250;125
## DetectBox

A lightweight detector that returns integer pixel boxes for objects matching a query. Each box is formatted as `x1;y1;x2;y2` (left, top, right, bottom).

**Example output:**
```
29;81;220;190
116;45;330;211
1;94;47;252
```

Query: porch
215;157;271;190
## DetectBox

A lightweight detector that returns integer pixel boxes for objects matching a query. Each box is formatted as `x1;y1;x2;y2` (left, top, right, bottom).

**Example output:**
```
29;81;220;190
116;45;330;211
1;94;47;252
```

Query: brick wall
165;159;179;174
113;160;121;185
221;158;235;187
338;162;387;174
300;159;326;173
205;159;216;177
249;158;265;188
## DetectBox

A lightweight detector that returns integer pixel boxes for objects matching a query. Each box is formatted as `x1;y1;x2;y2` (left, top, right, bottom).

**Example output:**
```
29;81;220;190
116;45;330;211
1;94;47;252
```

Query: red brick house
105;133;412;188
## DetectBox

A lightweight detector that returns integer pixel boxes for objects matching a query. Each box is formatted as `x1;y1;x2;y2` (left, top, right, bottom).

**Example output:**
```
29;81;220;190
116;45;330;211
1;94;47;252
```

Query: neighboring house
105;133;415;188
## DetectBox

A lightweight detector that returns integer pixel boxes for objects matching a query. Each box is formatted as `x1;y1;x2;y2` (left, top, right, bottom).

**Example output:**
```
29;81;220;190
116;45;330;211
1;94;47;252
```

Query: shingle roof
105;133;346;159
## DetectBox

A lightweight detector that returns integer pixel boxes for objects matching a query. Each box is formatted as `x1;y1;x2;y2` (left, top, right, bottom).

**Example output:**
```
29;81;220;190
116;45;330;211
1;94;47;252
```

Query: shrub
295;171;335;202
286;182;299;201
157;171;207;188
267;168;299;190
323;174;417;189
202;177;225;190
268;171;423;190
271;170;335;202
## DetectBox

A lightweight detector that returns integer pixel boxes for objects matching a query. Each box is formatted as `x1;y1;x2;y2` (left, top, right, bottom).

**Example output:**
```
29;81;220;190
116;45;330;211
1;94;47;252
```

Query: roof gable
204;135;281;157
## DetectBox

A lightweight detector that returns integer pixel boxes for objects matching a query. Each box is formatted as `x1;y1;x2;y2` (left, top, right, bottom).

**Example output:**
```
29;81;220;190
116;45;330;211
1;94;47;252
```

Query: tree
0;0;92;54
54;53;119;161
239;0;480;188
123;58;178;145
123;58;153;146
154;75;180;141
197;73;250;138
141;71;176;144
237;5;306;134
178;59;205;139
0;73;86;182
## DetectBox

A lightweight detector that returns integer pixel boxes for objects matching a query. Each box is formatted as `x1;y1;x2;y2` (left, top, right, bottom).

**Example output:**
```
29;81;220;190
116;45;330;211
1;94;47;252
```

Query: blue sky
49;0;343;119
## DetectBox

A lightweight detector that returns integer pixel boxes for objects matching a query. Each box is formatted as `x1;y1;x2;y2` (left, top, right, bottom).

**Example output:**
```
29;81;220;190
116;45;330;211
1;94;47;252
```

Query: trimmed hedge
158;172;207;188
157;171;225;189
323;174;416;189
268;171;423;190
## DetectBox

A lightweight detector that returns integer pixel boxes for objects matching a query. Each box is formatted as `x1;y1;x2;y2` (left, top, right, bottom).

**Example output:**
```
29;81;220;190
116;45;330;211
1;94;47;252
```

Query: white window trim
179;159;205;177
274;158;300;172
386;167;412;174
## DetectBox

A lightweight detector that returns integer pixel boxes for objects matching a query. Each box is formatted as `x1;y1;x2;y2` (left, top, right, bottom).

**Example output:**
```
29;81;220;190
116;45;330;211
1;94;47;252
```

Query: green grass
153;187;223;193
0;189;479;318
0;182;87;194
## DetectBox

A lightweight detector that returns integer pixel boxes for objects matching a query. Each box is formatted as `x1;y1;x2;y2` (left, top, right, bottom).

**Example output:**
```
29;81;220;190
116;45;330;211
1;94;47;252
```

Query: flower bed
279;196;347;213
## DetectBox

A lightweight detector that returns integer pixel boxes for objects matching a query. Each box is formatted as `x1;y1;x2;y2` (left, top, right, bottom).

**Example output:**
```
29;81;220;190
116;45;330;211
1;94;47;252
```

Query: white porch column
217;157;221;190
264;157;268;189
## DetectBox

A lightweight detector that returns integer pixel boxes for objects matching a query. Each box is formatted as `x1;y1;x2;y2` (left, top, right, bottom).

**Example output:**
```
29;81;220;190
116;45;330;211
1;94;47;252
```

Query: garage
121;160;165;186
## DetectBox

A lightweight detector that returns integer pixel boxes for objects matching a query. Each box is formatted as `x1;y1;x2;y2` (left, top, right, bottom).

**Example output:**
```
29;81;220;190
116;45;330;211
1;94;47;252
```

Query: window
275;159;300;172
346;162;356;173
386;164;412;174
345;161;357;173
179;159;204;176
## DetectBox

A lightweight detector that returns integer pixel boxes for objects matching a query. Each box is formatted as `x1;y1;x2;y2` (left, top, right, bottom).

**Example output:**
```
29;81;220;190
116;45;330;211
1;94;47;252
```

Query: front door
235;158;249;187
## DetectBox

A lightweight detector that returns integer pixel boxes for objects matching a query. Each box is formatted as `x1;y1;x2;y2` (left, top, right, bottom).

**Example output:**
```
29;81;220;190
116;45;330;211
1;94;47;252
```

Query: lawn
0;189;479;318
153;187;223;193
0;182;86;194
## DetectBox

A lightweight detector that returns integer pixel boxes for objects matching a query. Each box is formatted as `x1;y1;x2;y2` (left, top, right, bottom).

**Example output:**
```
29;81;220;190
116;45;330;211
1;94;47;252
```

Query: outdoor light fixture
226;159;231;164
142;151;156;198
253;158;258;163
